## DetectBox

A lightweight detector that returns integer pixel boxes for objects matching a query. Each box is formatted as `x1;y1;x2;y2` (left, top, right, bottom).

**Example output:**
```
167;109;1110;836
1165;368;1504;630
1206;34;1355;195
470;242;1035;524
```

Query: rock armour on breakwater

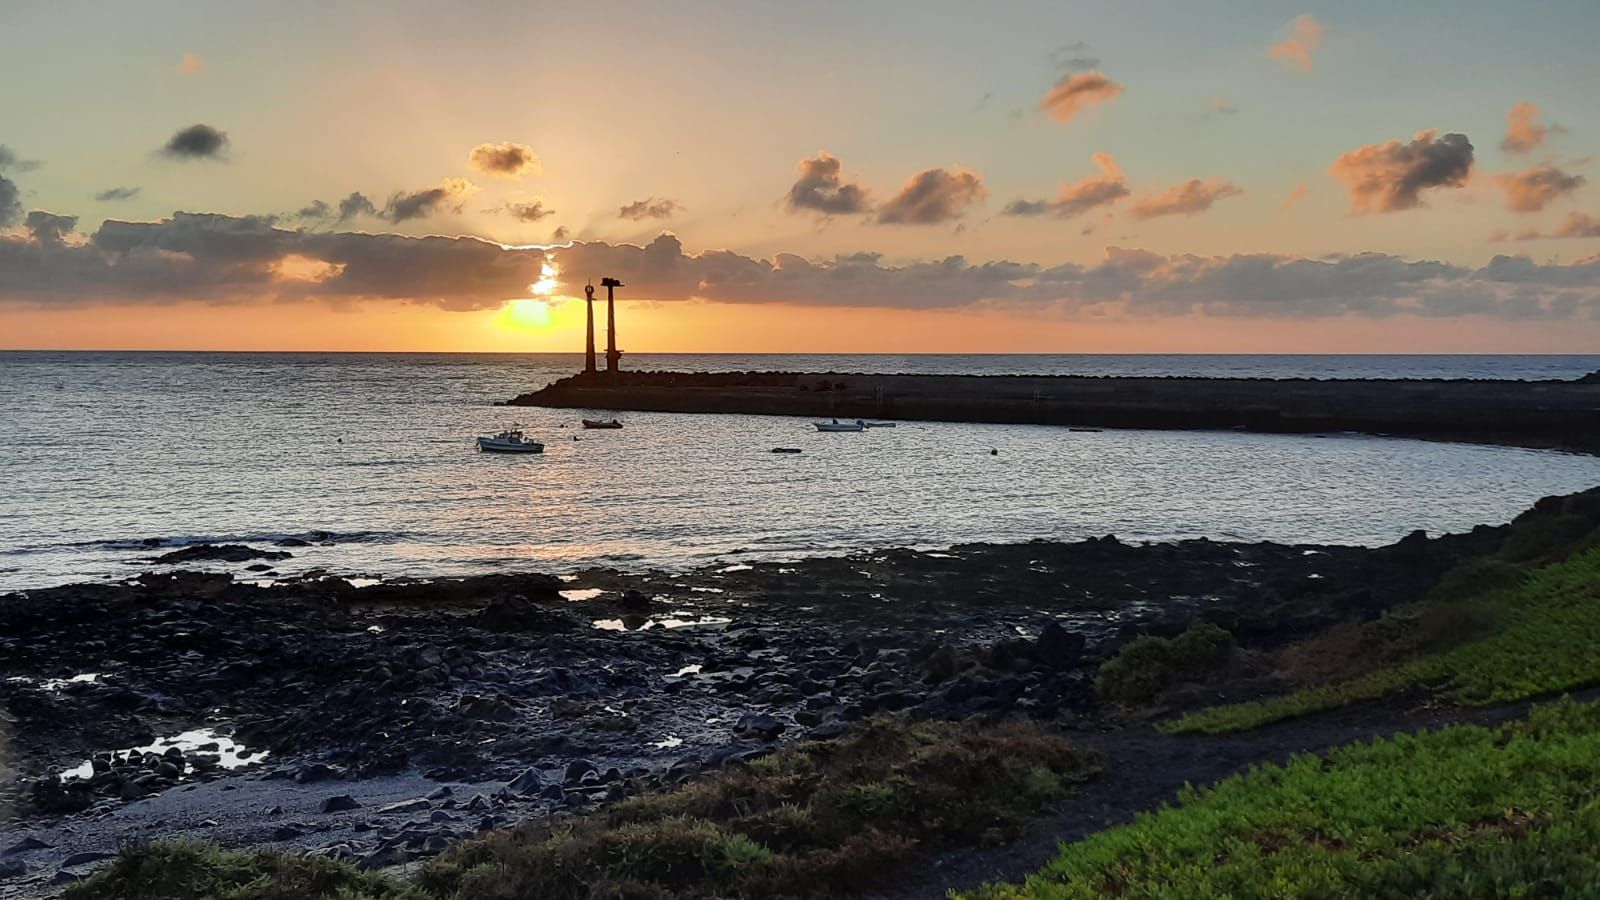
507;370;1600;453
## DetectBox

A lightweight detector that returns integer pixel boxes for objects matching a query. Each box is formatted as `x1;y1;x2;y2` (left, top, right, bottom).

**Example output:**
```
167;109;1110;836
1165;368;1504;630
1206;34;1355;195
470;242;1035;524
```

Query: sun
498;298;551;331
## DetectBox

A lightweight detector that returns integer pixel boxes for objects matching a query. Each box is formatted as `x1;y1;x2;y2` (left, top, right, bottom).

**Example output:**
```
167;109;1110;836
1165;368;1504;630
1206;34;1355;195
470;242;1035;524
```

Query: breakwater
508;370;1600;453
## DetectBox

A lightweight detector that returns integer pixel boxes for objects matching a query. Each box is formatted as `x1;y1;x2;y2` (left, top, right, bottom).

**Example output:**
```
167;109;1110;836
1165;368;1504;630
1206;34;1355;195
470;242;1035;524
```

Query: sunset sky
3;0;1599;352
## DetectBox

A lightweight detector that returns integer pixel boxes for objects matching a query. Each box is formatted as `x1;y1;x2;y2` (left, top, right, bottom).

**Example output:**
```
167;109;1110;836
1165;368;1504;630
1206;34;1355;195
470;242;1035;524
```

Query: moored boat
814;419;866;433
476;429;545;453
582;419;623;429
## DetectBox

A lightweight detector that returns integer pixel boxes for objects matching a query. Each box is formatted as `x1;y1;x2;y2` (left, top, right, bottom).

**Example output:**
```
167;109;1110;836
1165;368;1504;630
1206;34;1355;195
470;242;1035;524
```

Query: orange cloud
785;153;871;215
1038;72;1124;123
1501;101;1550;154
877;167;986;225
1128;178;1243;220
1003;153;1129;219
1269;14;1324;72
1495;163;1585;213
1329;130;1474;213
178;53;204;76
1514;211;1600;240
468;141;540;178
1280;183;1310;210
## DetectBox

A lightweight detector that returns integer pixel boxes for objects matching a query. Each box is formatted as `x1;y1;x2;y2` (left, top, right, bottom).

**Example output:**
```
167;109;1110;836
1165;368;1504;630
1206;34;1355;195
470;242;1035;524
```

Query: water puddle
346;577;382;589
60;728;265;781
689;587;725;594
652;736;684;750
560;588;606;602
592;615;732;632
717;564;753;573
7;672;103;691
667;664;703;679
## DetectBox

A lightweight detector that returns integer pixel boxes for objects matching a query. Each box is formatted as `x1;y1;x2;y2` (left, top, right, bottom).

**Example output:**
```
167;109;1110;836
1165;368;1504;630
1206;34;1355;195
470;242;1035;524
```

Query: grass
969;695;1600;899
66;718;1098;900
1093;623;1233;706
1166;544;1600;735
62;841;427;900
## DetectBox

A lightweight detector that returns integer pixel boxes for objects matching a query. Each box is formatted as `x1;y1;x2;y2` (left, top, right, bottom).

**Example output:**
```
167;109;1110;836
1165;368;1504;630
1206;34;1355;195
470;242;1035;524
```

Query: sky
3;0;1600;352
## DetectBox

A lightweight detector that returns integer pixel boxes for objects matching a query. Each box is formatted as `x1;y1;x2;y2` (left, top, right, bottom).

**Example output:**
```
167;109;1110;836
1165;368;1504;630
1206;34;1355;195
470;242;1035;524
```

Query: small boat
582;419;623;430
863;422;897;428
771;447;803;454
476;429;545;453
814;419;866;433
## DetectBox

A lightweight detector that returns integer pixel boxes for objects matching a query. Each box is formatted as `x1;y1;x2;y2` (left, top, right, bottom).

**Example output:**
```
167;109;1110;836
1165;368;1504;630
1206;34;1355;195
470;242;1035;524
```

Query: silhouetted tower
583;283;598;374
602;277;624;372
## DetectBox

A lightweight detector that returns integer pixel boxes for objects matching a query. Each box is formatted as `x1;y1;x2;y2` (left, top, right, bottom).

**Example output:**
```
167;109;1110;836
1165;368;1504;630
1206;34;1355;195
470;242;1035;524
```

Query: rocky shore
0;513;1510;894
506;370;1600;453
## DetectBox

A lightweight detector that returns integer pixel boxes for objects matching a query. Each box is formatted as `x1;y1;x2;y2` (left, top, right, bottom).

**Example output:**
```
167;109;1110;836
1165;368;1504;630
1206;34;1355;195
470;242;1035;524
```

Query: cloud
0;174;19;227
95;186;141;202
1037;71;1123;123
0;145;41;173
1269;13;1324;71
1329;130;1474;213
619;197;680;221
876;167;987;225
4;210;1595;322
1281;183;1310;210
296;200;332;220
1128;178;1244;220
468;141;540;178
160;124;229;160
178;52;204;76
552;225;570;241
338;192;378;222
1003;153;1129;219
785;153;871;215
24;211;78;244
1502;101;1551;154
1514;211;1600;241
383;178;477;223
505;199;556;222
1495;163;1585;213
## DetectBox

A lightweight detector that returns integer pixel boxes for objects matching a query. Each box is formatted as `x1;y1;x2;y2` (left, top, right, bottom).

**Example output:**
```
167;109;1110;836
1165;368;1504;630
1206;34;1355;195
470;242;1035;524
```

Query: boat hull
477;438;545;453
814;423;865;432
582;420;623;429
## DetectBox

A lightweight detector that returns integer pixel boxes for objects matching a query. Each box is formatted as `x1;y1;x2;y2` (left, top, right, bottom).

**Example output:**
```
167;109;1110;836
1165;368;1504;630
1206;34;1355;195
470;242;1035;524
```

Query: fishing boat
582;419;623;429
814;419;866;433
476;429;545;453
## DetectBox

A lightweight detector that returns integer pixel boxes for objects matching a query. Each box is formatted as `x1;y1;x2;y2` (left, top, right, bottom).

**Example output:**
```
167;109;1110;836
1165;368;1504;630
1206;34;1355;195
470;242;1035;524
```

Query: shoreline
0;514;1514;892
507;370;1600;454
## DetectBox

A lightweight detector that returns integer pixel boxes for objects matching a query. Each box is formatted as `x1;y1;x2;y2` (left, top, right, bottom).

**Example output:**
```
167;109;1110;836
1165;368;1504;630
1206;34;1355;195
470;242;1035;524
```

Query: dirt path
885;687;1600;899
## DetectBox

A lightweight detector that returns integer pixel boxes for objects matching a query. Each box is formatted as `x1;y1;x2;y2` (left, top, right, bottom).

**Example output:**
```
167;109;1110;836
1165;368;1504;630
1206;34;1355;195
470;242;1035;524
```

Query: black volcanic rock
150;544;291;565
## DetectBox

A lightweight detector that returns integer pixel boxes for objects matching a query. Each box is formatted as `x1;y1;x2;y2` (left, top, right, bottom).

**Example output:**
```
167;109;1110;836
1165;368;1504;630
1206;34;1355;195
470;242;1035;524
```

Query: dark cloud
296;200;332;221
877;167;986;225
1037;72;1123;123
0;174;19;228
24;211;77;245
1329;130;1474;213
619;197;680;221
2;211;1596;322
160;124;229;160
1128;178;1244;220
1003;153;1128;219
383;179;477;223
1502;101;1551;154
505;200;556;222
785;154;871;215
1495;163;1585;213
552;225;570;242
468;141;540;178
338;192;378;223
94;186;141;202
0;145;41;173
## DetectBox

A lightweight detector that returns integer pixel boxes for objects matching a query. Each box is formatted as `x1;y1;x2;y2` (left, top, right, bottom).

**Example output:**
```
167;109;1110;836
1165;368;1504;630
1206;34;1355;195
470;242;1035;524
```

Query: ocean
2;352;1597;591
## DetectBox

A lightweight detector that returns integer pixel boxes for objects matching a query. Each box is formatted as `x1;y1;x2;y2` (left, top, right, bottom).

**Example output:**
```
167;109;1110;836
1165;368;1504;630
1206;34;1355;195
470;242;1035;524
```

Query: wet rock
426;786;453;801
272;824;304;840
294;763;346;784
150;544;292;565
563;760;598;786
507;769;545;795
321;795;362;813
733;712;784;741
1036;622;1086;669
620;589;651;612
375;798;431;815
3;837;50;856
60;851;117;868
807;720;850;740
452;694;519;722
474;594;580;633
0;860;25;879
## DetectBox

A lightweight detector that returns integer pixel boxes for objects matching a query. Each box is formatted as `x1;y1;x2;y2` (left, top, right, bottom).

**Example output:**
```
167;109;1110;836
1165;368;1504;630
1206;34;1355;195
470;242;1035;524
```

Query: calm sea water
2;352;1597;591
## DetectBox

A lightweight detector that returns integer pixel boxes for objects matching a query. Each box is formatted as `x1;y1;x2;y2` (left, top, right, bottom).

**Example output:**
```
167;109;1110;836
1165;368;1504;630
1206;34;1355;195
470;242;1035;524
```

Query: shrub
1094;623;1233;705
64;841;423;900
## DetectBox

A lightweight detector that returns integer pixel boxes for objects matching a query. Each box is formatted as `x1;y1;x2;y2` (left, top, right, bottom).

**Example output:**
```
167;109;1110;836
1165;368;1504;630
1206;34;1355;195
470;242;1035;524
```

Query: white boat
814;419;866;433
476;429;545;453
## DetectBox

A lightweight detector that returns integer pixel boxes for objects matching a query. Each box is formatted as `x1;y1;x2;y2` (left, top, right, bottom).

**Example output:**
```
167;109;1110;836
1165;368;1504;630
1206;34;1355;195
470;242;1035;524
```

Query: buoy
990;448;998;455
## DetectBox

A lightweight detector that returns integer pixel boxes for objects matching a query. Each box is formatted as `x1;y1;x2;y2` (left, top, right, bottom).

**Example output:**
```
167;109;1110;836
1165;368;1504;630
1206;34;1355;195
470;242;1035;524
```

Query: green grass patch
1167;546;1600;735
67;719;1097;900
63;840;426;900
969;695;1600;899
1094;623;1233;706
